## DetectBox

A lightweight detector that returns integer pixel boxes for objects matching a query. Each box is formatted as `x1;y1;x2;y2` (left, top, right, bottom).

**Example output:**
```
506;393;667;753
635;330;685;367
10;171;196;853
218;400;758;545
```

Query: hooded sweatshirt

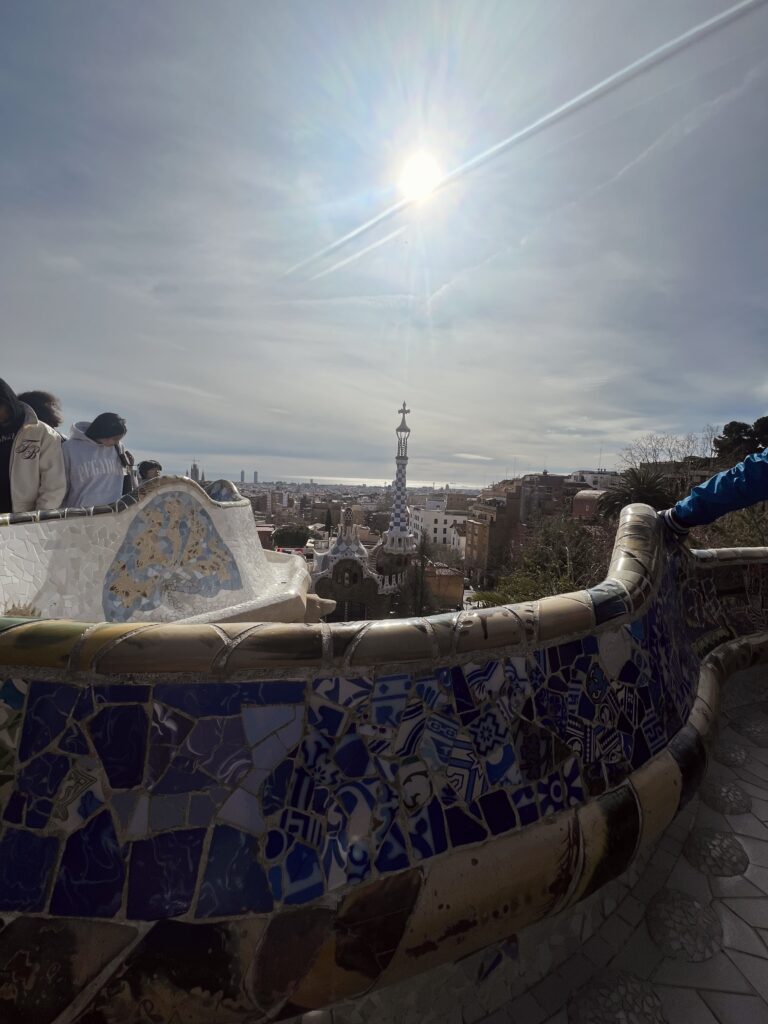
63;422;125;508
0;380;25;513
0;378;66;514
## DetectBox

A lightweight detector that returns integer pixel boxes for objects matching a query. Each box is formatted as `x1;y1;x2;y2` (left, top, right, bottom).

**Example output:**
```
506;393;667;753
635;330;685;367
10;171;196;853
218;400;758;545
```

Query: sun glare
398;152;442;202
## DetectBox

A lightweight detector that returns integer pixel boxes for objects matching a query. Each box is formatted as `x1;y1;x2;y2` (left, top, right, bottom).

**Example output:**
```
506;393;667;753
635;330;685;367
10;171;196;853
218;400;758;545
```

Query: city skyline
2;1;767;486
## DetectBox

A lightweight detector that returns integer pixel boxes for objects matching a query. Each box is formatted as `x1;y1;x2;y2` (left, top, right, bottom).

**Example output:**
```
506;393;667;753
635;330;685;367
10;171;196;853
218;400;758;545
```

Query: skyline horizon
3;2;766;485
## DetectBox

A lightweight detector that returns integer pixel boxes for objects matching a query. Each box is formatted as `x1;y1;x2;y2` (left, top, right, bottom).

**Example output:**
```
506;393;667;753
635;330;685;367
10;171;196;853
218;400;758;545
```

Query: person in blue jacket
661;449;768;535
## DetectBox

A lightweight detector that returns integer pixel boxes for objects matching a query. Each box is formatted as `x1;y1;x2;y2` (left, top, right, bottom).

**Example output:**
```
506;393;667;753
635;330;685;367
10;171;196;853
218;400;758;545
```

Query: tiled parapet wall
0;505;767;1023
0;476;313;624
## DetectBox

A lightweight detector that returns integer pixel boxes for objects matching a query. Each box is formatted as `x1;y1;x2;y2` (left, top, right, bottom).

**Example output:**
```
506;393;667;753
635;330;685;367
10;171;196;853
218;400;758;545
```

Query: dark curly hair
17;390;63;429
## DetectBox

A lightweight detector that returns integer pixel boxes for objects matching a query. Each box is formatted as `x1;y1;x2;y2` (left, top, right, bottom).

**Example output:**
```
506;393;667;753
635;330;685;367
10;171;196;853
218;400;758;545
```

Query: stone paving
299;665;768;1024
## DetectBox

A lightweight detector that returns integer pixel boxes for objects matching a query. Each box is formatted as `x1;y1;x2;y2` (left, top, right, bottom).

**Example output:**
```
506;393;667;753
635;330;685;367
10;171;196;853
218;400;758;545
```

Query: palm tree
598;467;675;520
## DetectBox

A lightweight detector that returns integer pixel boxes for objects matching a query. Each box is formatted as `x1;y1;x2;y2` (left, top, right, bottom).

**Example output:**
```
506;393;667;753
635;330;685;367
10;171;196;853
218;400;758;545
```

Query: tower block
382;402;416;553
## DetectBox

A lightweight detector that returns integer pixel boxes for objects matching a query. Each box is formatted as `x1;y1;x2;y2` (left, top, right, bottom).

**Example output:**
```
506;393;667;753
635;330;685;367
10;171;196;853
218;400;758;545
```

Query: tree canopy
713;418;768;464
272;524;309;547
597;467;676;520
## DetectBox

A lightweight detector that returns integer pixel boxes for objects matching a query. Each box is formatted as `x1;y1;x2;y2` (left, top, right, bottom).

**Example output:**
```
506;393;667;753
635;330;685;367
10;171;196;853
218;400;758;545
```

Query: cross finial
398;401;410;417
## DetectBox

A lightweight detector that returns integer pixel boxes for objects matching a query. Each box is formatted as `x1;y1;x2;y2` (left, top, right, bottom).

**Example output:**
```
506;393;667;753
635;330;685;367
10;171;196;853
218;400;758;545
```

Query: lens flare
398;152;442;201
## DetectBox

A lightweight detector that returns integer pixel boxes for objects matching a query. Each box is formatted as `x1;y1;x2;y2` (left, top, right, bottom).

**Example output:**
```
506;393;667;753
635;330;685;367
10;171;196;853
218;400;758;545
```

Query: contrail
287;0;766;278
309;226;406;280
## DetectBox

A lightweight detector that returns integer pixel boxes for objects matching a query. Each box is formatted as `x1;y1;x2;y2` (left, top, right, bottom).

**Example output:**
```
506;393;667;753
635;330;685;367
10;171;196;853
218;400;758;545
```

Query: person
137;459;162;483
63;412;135;507
661;448;768;535
0;378;67;514
16;390;64;432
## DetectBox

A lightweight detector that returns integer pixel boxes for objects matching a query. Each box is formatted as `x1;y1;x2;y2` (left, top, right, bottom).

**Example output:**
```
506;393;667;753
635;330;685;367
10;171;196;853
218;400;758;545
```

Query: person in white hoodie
0;378;67;514
63;412;133;508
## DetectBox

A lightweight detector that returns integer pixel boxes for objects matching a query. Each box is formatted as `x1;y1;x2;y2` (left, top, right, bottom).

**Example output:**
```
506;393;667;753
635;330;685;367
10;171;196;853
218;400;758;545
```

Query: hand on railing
659;508;690;538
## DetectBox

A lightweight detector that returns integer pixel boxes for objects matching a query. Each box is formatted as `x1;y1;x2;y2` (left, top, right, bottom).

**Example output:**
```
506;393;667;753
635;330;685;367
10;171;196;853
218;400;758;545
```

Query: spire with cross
383;401;416;553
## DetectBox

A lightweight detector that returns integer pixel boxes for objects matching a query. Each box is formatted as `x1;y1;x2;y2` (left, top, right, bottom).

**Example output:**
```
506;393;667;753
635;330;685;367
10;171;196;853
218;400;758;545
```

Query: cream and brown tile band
0;499;767;1023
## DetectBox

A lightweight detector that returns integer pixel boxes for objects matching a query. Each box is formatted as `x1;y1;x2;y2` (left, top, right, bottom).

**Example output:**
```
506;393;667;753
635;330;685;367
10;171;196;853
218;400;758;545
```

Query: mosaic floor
294;664;768;1024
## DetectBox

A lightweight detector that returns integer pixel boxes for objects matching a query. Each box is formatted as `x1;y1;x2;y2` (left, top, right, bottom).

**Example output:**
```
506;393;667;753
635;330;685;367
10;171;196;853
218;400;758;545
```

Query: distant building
240;470;245;483
424;563;464;610
410;496;468;547
566;469;622;489
253;470;259;484
639;457;718;490
190;461;200;483
465;472;572;585
572;489;605;520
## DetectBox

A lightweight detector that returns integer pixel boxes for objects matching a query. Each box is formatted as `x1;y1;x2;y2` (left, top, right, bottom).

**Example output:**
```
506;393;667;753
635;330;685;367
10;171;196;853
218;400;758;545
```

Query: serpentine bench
0;496;766;1024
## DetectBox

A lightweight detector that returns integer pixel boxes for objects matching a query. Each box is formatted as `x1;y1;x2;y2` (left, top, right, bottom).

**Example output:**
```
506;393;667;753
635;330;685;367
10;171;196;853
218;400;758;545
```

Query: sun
398;152;442;202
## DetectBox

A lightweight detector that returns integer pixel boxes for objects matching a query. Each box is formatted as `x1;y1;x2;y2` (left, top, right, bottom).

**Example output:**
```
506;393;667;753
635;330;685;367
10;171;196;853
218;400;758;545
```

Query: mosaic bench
0;476;329;625
0;503;767;1024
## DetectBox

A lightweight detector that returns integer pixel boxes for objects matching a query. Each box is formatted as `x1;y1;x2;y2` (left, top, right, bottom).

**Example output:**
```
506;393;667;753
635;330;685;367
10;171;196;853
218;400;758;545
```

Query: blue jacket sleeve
673;451;768;527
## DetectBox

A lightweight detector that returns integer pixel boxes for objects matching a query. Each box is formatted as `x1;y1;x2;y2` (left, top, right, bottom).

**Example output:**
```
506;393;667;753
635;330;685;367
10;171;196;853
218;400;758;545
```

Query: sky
2;0;767;487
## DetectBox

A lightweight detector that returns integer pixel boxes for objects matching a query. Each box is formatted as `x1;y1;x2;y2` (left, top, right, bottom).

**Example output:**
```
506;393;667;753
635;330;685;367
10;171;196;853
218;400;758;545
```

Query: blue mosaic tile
262;758;294;815
465;661;505;701
94;684;151;704
217;787;266;833
58;723;90;756
17;752;70;802
18;681;79;761
334;727;372;778
511;784;539;825
419;713;458;770
153;681;305;717
589;580;632;624
374;822;410;873
393;703;427;757
446;734;486;802
149;794;187;831
77;790;103;820
478;789;518;835
183;716;251;785
72;686;94;721
188;792;220;827
288;767;316;812
50;810;125;917
111;791;138;830
0;827;59;911
279;808;324;848
89;705;148;789
408;797;448;860
313;675;372;707
483;741;521;787
537;769;568;817
0;679;25;710
445;804;488;846
449;666;480;724
196;825;273;917
280;841;324;905
127;829;205;919
152;757;214;795
2;790;25;823
150;702;194;747
243;704;300;746
371;674;412;729
253;731;293;772
346;839;372;884
561;757;586;806
399;759;434;813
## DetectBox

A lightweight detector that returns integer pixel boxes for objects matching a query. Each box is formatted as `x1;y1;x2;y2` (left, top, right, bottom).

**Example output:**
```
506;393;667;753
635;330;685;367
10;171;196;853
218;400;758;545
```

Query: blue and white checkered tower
383;402;416;554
